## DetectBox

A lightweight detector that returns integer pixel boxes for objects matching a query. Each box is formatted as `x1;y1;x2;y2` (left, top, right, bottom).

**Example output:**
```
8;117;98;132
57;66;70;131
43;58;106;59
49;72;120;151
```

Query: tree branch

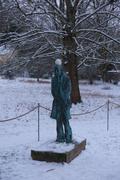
97;11;120;21
74;0;83;9
45;0;67;22
73;1;114;31
14;0;27;16
77;29;120;44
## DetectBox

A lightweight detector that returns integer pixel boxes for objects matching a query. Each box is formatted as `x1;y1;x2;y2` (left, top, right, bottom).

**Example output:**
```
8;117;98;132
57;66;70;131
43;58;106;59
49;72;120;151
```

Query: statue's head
55;59;62;66
54;59;63;77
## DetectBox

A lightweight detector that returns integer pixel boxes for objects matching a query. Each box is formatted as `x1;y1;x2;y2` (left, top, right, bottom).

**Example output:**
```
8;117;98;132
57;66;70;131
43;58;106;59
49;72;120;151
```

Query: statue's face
54;65;62;76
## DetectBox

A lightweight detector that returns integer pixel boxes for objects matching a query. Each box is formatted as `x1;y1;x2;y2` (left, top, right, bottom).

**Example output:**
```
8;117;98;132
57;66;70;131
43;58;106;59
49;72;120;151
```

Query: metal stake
107;100;110;131
38;103;40;141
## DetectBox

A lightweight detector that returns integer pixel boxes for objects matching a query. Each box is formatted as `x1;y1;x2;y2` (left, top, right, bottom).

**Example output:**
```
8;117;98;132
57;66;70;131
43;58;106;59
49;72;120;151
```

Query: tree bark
62;0;82;104
63;33;82;104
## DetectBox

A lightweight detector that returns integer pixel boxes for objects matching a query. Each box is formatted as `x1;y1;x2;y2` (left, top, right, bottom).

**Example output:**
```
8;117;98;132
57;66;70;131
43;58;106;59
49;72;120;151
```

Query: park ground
0;77;120;180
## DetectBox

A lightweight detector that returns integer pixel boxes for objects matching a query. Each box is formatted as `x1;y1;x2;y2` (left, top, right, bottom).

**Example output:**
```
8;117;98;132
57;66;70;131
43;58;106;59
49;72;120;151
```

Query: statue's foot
66;135;72;144
66;139;72;144
56;138;65;143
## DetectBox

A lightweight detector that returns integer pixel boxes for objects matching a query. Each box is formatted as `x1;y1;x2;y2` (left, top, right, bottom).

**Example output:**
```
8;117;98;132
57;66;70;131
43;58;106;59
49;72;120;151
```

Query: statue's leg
63;117;72;143
56;117;65;142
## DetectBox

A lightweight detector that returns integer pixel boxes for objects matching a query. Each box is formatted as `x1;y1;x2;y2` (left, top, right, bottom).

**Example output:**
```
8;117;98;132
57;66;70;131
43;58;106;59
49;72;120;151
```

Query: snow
32;141;75;153
0;78;120;180
108;70;120;73
0;45;11;55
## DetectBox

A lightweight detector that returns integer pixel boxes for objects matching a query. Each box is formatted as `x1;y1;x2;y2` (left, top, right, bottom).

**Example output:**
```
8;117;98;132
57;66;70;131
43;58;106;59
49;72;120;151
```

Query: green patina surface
50;64;72;143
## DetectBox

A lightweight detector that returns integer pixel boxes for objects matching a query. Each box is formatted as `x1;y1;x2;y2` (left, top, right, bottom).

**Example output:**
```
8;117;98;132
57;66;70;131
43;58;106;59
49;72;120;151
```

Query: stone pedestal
31;139;86;163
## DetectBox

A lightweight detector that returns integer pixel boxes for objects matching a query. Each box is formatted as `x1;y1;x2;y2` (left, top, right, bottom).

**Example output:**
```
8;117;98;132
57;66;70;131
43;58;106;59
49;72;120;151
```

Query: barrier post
38;103;40;141
107;100;110;131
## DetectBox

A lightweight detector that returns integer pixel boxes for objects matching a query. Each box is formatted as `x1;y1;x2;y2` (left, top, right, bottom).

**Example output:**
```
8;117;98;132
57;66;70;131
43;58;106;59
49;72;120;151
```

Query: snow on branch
18;30;64;40
97;11;120;21
76;36;116;60
31;51;55;59
15;0;27;16
77;50;93;69
73;1;116;31
74;0;83;9
31;43;50;59
45;0;67;22
0;30;65;45
44;37;56;49
77;29;120;44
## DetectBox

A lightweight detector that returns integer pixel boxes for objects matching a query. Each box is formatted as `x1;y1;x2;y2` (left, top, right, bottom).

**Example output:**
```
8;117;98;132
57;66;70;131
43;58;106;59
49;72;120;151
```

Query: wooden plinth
31;139;86;163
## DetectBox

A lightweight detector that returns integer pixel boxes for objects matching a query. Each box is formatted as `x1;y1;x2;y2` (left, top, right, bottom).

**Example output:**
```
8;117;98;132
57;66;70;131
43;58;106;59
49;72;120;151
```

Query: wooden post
107;100;110;131
38;103;40;141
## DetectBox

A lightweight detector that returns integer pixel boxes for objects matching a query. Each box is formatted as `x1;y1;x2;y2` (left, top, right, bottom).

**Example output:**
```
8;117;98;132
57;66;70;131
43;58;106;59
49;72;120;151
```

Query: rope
39;104;51;112
71;102;106;116
39;102;107;116
109;101;120;107
0;106;38;122
1;100;119;123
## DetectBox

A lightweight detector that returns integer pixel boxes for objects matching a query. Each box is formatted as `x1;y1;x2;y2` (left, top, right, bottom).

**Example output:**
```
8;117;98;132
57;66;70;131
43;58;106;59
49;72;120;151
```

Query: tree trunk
62;0;82;104
68;52;81;104
63;33;82;104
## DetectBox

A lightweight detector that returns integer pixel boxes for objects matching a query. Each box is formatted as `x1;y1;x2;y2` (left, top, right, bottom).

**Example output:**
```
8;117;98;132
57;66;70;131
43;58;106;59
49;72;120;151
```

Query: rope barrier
39;102;107;116
0;106;38;122
39;104;51;112
38;100;120;118
71;102;106;116
0;100;120;123
109;101;120;107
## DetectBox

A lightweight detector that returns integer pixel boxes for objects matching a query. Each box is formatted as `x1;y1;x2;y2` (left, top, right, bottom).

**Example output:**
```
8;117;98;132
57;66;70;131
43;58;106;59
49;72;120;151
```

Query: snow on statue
50;59;72;143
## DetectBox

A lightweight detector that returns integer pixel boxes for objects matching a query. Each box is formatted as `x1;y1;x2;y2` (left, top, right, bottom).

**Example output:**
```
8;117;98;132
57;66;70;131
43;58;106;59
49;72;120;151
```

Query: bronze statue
50;59;72;143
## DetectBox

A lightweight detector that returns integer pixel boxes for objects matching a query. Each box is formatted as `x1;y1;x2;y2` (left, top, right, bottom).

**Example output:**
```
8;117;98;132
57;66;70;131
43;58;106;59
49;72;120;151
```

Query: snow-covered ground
0;78;120;180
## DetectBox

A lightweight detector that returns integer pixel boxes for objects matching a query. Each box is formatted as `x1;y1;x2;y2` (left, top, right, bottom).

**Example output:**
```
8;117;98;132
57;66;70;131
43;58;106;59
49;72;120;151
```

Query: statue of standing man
50;59;72;143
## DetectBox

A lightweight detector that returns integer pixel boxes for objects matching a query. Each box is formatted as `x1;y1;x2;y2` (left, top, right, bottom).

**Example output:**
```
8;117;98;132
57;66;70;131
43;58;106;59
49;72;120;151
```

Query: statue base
31;139;86;163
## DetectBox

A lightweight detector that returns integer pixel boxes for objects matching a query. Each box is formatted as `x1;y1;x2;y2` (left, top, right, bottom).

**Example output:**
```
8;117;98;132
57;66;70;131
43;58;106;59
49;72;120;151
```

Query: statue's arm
51;78;56;97
60;76;71;106
51;77;59;99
